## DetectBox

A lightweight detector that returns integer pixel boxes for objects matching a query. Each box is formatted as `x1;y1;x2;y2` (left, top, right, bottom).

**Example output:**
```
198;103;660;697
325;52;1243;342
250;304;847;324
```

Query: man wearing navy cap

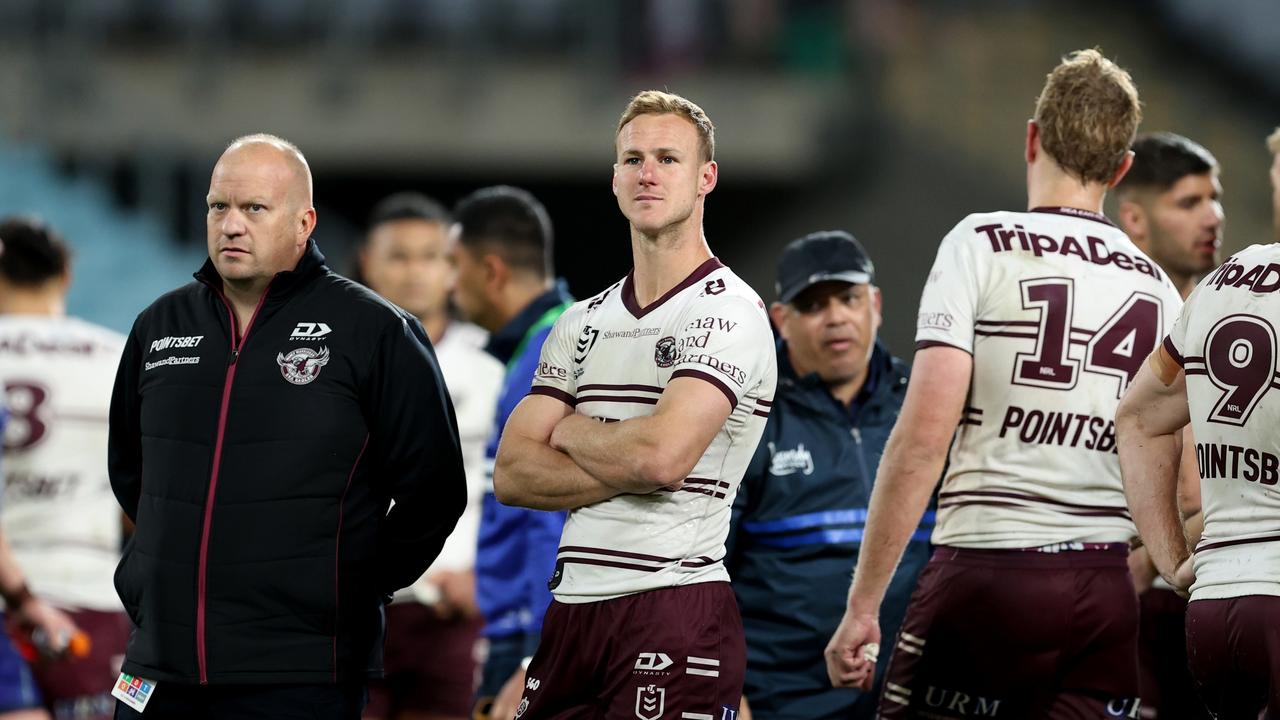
727;231;932;719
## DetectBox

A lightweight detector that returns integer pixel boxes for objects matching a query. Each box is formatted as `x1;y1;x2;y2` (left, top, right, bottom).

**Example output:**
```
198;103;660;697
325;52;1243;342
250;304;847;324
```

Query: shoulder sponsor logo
290;322;331;340
515;697;530;718
149;335;203;353
525;676;541;691
575;325;600;363
918;312;953;330
768;442;814;476
277;346;330;385
682;353;748;386
635;685;665;720
703;279;726;296
634;653;673;672
536;361;569;381
654;336;679;368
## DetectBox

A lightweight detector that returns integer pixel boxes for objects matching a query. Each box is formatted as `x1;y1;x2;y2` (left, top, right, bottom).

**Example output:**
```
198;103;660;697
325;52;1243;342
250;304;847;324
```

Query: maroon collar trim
623;257;725;319
1029;206;1117;229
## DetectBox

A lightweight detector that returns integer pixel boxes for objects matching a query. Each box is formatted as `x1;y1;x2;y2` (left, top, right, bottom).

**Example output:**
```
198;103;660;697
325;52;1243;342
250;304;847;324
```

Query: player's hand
10;596;80;655
429;569;479;620
1170;555;1196;598
824;609;881;690
1126;546;1157;595
490;667;528;720
738;695;753;720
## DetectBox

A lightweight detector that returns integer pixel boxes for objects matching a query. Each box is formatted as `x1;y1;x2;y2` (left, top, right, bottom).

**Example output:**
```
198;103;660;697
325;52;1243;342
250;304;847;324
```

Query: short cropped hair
1034;49;1142;185
453;186;553;278
1116;132;1218;199
1267;127;1280;156
365;192;451;235
617;90;715;163
0;216;70;287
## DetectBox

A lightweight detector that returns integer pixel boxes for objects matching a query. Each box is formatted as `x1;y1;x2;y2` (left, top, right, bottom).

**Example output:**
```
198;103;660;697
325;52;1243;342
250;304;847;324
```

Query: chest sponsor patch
277;346;330;385
768;442;814;476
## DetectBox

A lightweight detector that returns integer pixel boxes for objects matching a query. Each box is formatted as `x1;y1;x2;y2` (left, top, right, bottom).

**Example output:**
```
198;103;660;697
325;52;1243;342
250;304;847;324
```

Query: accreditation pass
112;672;156;712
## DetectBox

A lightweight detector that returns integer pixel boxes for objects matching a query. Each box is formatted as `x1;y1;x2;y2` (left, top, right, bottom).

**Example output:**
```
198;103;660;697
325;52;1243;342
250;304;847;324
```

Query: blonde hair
1034;49;1142;184
1266;127;1280;155
616;90;715;162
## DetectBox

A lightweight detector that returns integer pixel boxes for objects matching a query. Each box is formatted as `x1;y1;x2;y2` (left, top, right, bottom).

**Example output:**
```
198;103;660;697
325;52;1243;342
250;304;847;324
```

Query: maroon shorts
516;582;743;720
364;603;483;718
31;609;130;720
1185;595;1280;718
879;546;1140;719
1138;588;1210;719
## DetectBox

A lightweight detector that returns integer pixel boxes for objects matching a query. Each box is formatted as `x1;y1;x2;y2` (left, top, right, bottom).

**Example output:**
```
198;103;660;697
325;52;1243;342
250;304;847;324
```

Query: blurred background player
826;49;1180;718
1115;133;1222;720
357;194;503;720
1116;133;1224;297
493;90;776;719
0;216;127;720
447;187;572;718
727;230;931;720
1117;239;1280;718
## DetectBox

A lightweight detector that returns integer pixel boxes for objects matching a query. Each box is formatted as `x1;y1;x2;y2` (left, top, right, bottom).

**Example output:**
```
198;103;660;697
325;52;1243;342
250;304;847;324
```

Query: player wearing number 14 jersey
826;50;1180;718
1120;242;1280;718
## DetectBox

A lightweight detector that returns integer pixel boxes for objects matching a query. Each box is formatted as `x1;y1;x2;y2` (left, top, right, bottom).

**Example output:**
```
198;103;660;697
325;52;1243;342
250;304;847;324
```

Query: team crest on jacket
654;336;678;368
277;346;330;385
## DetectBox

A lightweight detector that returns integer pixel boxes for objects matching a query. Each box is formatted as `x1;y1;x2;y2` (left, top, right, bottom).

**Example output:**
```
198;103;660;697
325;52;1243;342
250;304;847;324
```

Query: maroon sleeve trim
914;339;973;354
1162;336;1185;367
670;368;738;410
528;385;578;408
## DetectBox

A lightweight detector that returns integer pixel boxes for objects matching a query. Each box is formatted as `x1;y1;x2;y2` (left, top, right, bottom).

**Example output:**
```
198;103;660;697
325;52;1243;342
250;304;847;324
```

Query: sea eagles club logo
277;346;330;385
654;336;679;368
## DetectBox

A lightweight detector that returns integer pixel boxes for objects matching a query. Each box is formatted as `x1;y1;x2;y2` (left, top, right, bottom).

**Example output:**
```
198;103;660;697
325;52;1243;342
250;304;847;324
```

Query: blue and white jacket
475;283;573;641
727;341;933;720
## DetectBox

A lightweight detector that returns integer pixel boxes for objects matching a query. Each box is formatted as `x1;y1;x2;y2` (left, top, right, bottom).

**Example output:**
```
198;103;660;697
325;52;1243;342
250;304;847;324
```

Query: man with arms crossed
825;50;1180;718
1115;132;1222;720
493;90;776;718
1118;239;1280;717
358;193;503;720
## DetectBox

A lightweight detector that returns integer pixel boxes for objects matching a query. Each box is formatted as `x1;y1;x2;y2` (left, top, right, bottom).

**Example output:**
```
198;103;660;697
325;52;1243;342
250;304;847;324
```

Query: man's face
1139;172;1224;278
206;145;311;286
360;219;453;320
449;235;494;330
612;113;715;236
773;281;882;387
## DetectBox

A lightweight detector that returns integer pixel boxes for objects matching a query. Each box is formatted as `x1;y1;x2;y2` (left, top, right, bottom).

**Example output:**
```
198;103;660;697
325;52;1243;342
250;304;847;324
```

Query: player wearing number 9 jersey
1120;242;1280;718
826;50;1179;719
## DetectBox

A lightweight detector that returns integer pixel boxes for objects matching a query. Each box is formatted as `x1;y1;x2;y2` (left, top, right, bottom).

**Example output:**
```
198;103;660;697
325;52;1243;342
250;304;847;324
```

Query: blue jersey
475;284;573;639
727;342;933;720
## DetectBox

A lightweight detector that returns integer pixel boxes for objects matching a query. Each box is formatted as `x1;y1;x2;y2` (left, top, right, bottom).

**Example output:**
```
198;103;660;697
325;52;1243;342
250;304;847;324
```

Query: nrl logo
277;346;330;385
575;325;599;364
635;684;665;720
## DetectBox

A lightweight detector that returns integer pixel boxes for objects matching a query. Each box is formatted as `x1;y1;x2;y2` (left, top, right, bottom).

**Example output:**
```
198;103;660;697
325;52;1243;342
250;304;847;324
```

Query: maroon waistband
932;543;1130;569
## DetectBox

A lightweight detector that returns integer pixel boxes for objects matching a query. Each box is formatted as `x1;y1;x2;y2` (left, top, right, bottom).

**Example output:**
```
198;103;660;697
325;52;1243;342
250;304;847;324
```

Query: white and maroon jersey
916;208;1182;548
425;321;503;572
529;258;776;603
1164;243;1280;600
0;315;125;611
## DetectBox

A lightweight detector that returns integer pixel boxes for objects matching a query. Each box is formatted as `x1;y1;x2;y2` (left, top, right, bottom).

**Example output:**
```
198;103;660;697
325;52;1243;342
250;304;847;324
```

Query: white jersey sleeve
528;300;590;407
669;294;776;409
915;223;989;353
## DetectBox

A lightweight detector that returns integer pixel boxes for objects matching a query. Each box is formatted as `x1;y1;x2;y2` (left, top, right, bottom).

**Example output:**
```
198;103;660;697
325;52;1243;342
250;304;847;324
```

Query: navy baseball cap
775;230;875;304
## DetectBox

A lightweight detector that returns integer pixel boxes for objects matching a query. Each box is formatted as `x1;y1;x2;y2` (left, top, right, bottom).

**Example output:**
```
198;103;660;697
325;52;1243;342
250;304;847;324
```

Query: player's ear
699;160;718;196
483;252;507;290
1025;120;1039;165
1107;151;1136;189
1117;199;1147;241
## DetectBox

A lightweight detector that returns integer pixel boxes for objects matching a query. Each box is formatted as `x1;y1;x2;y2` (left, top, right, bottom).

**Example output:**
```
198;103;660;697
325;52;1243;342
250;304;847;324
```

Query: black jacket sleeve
364;314;467;597
108;323;144;523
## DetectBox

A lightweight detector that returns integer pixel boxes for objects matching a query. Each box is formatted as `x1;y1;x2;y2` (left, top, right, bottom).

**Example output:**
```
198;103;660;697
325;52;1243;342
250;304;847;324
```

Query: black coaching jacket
108;240;465;685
